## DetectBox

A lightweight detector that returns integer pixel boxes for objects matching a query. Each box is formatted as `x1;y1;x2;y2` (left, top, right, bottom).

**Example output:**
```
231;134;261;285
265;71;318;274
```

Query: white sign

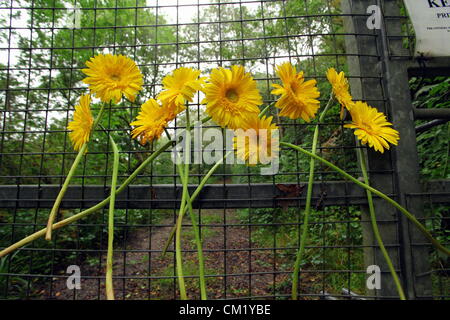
403;0;450;57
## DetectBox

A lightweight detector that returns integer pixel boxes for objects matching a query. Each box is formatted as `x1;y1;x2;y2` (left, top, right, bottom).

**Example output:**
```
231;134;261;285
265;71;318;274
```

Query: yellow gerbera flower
202;65;262;130
82;54;143;103
326;68;354;119
157;67;205;114
344;101;400;153
130;99;171;145
162;99;181;123
271;62;320;122
67;94;94;151
234;115;279;165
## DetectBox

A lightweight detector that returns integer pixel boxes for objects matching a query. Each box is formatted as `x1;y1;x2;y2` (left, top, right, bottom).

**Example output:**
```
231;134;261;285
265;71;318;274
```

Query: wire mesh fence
0;0;448;300
404;189;450;300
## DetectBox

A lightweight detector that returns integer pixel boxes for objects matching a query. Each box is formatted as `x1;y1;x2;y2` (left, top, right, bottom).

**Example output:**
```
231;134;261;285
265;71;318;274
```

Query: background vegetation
0;0;448;299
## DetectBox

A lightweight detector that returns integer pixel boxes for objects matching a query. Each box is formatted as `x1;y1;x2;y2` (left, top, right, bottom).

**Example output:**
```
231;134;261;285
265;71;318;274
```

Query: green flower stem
106;135;119;300
0;116;214;259
281;142;450;256
175;107;191;300
258;102;275;118
162;227;176;258
168;150;233;299
291;97;333;300
0;140;172;258
176;161;207;300
45;103;106;240
45;143;86;241
161;151;232;257
357;142;406;300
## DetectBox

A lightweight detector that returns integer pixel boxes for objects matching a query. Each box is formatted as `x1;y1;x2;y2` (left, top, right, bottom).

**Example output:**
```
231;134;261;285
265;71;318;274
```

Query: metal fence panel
0;0;448;300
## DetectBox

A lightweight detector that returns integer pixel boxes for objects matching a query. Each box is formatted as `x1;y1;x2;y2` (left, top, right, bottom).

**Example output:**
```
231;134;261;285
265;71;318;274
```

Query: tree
0;0;178;183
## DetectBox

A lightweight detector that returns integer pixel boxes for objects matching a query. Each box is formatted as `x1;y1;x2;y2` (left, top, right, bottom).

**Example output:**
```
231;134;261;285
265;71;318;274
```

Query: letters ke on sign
403;0;450;57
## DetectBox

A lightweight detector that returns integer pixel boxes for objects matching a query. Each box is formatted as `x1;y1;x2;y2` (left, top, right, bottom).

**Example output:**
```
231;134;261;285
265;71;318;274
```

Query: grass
182;210;222;247
0;251;30;298
236;206;366;297
151;259;220;299
431;272;450;299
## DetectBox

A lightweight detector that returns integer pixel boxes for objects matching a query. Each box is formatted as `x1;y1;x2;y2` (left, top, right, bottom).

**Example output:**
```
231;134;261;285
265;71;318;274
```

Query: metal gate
0;0;448;300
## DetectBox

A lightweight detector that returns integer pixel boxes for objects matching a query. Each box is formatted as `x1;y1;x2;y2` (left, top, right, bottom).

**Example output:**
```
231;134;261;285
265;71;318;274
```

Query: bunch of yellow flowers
6;53;450;302
65;54;403;300
69;54;399;158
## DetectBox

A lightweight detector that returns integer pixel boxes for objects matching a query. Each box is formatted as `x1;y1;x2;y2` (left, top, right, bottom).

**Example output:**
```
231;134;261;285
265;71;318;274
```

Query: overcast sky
0;0;213;64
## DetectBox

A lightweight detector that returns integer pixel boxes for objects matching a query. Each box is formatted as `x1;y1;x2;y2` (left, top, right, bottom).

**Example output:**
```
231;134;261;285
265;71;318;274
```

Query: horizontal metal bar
407;57;450;77
413;108;450;120
0;182;367;209
408;67;450;77
0;180;446;210
416;119;449;134
407;179;450;204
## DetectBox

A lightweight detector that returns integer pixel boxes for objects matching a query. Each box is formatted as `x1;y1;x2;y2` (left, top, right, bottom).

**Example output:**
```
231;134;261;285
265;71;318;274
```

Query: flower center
110;74;121;81
290;81;300;95
225;88;239;103
361;121;375;134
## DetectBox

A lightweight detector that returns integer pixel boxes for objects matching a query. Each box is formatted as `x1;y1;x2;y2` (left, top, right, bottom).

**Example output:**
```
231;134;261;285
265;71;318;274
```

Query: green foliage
237;205;365;294
152;259;219;299
0;205;170;298
411;76;450;180
0;250;29;298
0;0;353;185
0;0;447;299
424;204;450;298
0;0;178;185
417;123;450;180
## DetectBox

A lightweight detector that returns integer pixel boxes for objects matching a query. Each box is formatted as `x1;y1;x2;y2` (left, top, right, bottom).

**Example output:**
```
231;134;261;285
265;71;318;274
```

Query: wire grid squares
0;0;426;300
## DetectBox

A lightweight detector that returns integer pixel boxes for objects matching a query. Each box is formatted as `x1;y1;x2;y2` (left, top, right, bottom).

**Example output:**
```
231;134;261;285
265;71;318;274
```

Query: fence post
341;0;432;299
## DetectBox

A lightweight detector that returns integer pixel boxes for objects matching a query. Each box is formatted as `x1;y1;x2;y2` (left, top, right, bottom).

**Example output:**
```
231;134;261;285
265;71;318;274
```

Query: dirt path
35;209;312;300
